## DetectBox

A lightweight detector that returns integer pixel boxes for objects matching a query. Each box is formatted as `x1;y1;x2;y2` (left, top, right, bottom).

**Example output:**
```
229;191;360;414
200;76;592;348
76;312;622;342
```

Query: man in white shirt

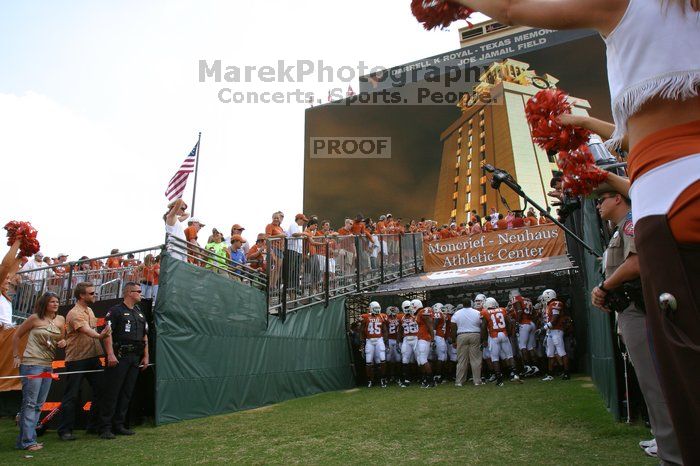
450;295;486;387
284;213;307;295
164;199;189;261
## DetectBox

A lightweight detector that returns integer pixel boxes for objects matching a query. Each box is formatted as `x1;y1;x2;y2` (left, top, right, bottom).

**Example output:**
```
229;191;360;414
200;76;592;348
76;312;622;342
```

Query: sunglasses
596;195;616;206
87;292;96;296
131;289;142;294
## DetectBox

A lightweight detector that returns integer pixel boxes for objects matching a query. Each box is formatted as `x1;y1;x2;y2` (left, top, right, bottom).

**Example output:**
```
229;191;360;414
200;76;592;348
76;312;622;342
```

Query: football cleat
639;439;656;450
486;374;497;383
496;376;504;387
529;366;540;376
561;372;570;380
541;375;554;381
510;373;523;384
380;378;388;388
399;379;411;388
367;380;373;388
454;383;463;387
644;445;658;458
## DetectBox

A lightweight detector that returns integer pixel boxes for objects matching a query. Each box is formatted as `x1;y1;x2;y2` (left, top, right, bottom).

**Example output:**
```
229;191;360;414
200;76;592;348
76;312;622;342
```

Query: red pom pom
557;145;608;196
411;0;474;30
4;221;41;257
525;89;591;152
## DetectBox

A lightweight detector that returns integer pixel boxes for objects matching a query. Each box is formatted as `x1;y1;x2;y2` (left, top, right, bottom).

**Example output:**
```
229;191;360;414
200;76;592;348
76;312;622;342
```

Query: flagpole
190;131;202;217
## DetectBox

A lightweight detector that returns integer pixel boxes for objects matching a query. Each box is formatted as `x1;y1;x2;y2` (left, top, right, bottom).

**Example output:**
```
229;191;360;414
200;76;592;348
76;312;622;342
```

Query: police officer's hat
591;182;629;200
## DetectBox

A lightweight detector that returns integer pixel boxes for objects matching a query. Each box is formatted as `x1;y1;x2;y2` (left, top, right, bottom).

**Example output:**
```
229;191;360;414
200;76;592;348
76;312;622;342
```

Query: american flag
164;142;198;201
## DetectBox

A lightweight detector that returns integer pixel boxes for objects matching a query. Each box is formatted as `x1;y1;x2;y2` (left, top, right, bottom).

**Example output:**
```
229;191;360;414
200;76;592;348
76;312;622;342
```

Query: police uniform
98;302;148;435
603;211;682;465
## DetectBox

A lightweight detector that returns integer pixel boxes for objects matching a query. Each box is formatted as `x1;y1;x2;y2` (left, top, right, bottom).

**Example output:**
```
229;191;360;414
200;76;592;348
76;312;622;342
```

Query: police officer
98;282;149;439
590;184;681;464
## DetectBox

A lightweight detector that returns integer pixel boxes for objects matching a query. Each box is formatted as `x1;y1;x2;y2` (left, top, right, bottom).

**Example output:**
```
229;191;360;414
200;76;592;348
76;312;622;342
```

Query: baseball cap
231;234;247;243
295;213;309;222
189;218;206;226
231;224;245;231
57;253;68;258
256;233;267;241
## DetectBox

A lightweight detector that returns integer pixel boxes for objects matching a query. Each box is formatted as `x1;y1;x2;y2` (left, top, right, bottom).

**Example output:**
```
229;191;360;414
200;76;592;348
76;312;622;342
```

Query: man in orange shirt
106;249;122;269
495;214;508;230
246;234;268;272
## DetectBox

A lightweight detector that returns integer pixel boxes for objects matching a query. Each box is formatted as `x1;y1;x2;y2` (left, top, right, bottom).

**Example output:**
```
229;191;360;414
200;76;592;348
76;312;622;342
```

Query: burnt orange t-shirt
184;226;198;242
483;222;494;232
265;223;285;237
496;219;508;230
106;257;121;269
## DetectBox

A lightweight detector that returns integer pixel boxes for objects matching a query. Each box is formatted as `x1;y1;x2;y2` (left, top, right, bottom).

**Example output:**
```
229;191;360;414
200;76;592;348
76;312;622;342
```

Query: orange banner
423;224;566;272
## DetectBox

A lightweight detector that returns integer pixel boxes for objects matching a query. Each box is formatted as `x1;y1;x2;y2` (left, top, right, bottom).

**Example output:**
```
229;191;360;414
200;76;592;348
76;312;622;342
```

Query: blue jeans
16;364;53;449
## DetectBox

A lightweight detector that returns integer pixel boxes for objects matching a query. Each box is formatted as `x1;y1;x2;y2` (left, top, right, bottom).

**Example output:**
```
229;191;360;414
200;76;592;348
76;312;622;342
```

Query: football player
385;305;404;382
541;289;570;381
398;300;420;387
513;295;539;377
443;304;457;380
473;294;494;383
432;303;448;384
481;297;521;386
414;299;435;388
359;301;388;388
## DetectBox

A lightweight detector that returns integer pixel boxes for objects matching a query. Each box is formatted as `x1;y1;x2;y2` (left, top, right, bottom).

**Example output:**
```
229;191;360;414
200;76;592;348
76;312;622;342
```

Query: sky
0;1;488;258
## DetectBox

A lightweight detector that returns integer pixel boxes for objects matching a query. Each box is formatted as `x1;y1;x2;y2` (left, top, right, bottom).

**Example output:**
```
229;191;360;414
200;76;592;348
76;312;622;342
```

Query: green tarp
154;256;355;425
574;199;619;419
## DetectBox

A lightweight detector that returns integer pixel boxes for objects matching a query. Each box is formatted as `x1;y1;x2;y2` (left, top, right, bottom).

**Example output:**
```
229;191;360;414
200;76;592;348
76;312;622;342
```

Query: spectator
229;234;247;267
285;214;307;293
496;214;508;230
265;212;286;284
12;292;66;451
53;254;69;277
489;207;499;225
524;211;536;227
106;249;122;269
303;219;323;292
449;223;460;237
470;220;482;235
58;282;111;441
1;276;13;327
123;254;139;267
229;224;250;255
140;254;157;299
185;218;204;246
206;229;230;273
512;211;525;229
164;199;189;261
246;234;268;272
539;213;552;225
19;253;48;283
151;256;161;304
483;220;493;232
318;220;338;282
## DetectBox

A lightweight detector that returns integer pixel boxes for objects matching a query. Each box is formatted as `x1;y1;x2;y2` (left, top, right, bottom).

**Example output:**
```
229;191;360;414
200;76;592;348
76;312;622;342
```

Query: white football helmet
369;301;381;314
473;294;486;309
410;299;423;313
484;297;499;309
433;303;444;313
401;300;412;313
386;306;398;316
443;304;455;314
541;289;557;304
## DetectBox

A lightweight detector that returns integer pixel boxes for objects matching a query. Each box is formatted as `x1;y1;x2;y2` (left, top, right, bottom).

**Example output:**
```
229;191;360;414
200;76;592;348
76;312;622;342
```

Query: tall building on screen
433;58;593;224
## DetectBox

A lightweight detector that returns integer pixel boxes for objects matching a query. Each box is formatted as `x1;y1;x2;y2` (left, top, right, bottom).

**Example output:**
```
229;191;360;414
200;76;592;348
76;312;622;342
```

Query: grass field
0;375;655;465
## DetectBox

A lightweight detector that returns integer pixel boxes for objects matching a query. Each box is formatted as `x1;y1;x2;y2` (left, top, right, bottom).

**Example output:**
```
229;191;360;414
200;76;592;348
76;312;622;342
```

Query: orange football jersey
434;310;447;338
417;307;434;341
481;308;508;338
361;313;387;339
546;299;566;331
401;314;419;337
387;313;403;338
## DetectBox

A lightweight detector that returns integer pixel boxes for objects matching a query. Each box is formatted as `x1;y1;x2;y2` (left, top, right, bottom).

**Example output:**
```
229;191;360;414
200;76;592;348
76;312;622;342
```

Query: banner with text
423;225;566;272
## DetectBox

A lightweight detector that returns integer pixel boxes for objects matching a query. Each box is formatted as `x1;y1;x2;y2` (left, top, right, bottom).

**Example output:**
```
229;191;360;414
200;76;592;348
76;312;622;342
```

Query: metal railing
165;234;267;290
11;232;425;321
267;232;424;319
13;246;164;317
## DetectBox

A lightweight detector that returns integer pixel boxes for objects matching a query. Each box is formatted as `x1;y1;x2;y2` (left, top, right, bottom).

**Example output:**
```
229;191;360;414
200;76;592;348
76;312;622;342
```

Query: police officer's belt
114;342;145;355
604;278;646;313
